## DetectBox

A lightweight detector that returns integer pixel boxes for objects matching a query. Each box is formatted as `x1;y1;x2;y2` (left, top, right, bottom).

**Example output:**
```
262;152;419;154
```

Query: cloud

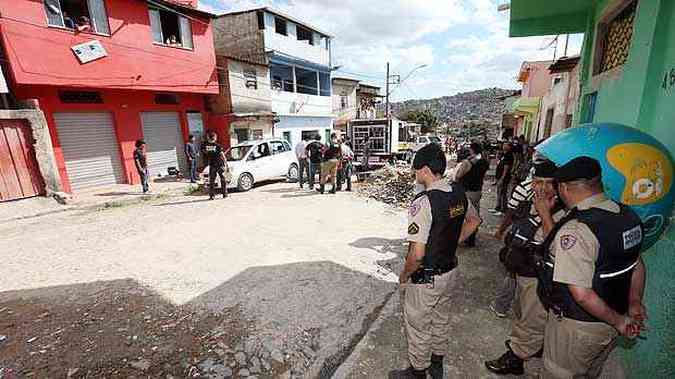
200;0;585;100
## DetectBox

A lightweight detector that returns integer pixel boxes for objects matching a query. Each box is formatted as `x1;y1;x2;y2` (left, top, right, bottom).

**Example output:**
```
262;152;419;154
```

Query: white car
203;139;299;192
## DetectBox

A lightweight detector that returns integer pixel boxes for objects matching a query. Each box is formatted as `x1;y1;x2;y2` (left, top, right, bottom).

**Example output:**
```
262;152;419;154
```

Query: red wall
15;85;213;193
0;0;218;94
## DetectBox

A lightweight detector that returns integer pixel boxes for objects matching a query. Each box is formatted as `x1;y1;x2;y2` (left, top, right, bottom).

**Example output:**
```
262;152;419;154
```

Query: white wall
332;81;358;122
272;90;332;117
263;12;330;66
228;60;272;114
536;66;580;141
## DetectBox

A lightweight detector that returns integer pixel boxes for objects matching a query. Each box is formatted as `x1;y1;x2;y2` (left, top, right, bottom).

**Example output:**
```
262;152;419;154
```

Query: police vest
537;204;643;322
459;158;489;192
505;200;563;277
415;186;468;272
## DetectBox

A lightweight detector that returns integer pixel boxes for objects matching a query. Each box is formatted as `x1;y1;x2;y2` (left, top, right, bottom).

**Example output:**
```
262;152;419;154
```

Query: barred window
596;1;637;74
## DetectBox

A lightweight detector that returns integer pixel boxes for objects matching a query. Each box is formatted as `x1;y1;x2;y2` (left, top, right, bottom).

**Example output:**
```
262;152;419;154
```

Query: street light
399;64;428;87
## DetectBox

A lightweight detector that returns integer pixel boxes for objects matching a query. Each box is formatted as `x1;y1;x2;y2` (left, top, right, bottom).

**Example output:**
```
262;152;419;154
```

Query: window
282;140;291;151
552;76;562;86
154;93;180;104
148;7;193;49
44;0;110;35
257;11;265;30
282;131;291;144
595;1;637;74
296;26;314;45
340;95;348;109
275;17;287;36
270;63;294;92
251;130;264;140
543;108;554;138
59;90;103;103
244;68;258;89
319;72;331;96
234;128;249;143
302;130;320;141
296;67;318;95
270;141;285;154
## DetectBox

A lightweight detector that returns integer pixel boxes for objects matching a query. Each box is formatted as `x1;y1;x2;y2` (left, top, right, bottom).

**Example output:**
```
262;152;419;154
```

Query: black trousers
209;165;227;197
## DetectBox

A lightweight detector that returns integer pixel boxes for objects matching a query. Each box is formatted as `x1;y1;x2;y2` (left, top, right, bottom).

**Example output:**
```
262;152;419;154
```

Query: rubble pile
358;163;416;207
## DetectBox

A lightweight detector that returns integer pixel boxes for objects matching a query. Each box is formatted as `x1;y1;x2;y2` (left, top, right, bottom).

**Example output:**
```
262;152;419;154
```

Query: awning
509;0;591;37
510;97;540;115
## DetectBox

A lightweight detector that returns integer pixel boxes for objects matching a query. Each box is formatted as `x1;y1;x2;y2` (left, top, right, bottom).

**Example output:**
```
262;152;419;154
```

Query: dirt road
0;182;406;378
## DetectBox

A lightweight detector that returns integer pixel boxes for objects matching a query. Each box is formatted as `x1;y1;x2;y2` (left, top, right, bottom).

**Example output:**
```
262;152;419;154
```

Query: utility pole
564;34;569;57
385;62;390;122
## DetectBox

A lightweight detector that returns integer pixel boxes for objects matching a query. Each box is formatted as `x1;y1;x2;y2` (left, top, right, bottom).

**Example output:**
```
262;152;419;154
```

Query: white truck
348;118;409;168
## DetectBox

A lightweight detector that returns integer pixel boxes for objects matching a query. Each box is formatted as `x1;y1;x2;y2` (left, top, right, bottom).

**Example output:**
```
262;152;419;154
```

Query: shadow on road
153;198;214;207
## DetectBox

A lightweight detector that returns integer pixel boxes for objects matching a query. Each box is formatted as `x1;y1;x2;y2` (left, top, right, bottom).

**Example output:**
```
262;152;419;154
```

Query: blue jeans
309;161;321;188
139;168;149;193
298;158;310;187
189;159;198;182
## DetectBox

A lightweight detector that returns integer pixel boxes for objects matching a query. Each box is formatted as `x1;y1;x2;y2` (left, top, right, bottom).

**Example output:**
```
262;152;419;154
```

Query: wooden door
0;119;45;201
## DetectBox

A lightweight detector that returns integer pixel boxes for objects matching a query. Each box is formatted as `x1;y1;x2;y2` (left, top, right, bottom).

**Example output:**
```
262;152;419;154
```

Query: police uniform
203;140;228;199
403;179;478;374
486;161;562;375
538;158;643;378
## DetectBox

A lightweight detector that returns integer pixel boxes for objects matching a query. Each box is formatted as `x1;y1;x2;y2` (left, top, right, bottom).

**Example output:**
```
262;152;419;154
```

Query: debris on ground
357;163;416;208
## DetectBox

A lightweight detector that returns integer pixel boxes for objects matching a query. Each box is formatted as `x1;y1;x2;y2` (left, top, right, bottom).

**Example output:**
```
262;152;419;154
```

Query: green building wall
576;0;675;377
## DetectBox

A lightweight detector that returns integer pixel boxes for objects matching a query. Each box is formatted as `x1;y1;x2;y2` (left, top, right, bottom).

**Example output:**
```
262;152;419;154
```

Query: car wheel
237;173;254;192
287;163;299;181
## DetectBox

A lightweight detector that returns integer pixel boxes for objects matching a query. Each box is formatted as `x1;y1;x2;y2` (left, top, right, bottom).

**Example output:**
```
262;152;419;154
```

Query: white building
212;7;334;147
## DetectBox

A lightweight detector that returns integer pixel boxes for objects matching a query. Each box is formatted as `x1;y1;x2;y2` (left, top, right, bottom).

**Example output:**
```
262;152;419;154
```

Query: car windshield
419;137;429;143
430;136;442;144
226;145;252;161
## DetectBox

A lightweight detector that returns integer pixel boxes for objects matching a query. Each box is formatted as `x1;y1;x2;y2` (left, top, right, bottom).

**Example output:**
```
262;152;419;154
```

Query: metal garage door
53;112;124;191
140;112;186;177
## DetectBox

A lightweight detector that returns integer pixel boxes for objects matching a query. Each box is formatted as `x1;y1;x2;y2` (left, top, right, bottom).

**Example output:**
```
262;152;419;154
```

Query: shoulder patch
623;225;642;250
449;203;465;218
409;200;422;217
408;223;420;235
560;234;577;250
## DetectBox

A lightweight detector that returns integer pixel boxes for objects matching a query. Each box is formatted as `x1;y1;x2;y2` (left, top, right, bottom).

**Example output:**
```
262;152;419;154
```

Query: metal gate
140;112;186;177
0;119;44;201
53;112;124;191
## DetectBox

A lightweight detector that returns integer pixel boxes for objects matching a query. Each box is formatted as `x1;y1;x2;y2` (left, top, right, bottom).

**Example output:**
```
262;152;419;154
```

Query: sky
199;0;584;102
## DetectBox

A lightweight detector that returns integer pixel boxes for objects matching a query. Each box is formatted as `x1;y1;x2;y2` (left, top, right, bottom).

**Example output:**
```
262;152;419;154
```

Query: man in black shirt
185;134;200;183
134;140;149;193
202;131;228;200
492;142;514;215
305;135;324;190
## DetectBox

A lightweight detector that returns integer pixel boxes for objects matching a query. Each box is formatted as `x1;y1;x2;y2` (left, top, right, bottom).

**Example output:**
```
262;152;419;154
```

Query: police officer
203;131;229;200
537;156;646;378
391;143;481;379
484;159;563;375
454;142;490;247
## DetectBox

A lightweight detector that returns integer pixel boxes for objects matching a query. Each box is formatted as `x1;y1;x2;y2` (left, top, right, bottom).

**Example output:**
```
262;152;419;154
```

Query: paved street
0;182;406;377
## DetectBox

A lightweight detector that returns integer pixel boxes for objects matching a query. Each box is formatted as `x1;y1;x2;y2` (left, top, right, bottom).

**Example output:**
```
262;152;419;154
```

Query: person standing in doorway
306;134;324;190
134;139;149;194
295;137;310;189
203;131;229;200
185;134;200;183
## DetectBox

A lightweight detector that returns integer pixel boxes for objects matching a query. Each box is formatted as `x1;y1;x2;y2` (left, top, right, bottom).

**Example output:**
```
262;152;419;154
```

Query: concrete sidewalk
0;179;195;224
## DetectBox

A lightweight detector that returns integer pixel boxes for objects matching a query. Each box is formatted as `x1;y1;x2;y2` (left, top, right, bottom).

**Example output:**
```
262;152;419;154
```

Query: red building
0;0;224;193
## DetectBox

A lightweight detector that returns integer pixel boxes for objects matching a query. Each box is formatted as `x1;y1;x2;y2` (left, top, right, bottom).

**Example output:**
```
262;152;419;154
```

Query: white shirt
295;140;307;159
340;144;354;159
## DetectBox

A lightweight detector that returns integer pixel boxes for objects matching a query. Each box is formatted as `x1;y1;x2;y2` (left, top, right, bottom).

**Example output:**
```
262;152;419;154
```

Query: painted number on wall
662;68;675;91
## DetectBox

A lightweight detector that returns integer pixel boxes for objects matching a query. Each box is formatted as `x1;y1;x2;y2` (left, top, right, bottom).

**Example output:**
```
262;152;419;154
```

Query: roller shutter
53;112;124;191
140;112;186;177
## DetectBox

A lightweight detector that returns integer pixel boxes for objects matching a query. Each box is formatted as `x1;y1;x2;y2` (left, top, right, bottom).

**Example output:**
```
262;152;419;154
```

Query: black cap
533;160;557;178
555;156;602;183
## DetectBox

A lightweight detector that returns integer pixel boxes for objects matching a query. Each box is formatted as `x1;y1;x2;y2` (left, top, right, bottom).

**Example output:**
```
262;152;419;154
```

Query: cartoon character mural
536;123;675;251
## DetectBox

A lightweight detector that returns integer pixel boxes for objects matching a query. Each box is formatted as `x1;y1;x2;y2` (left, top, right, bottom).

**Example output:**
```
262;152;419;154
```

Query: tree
400;109;439;133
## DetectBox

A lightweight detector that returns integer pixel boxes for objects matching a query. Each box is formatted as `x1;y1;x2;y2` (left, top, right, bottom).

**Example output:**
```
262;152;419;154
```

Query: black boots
429;354;444;379
317;185;325;194
485;341;524;375
388;366;426;379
